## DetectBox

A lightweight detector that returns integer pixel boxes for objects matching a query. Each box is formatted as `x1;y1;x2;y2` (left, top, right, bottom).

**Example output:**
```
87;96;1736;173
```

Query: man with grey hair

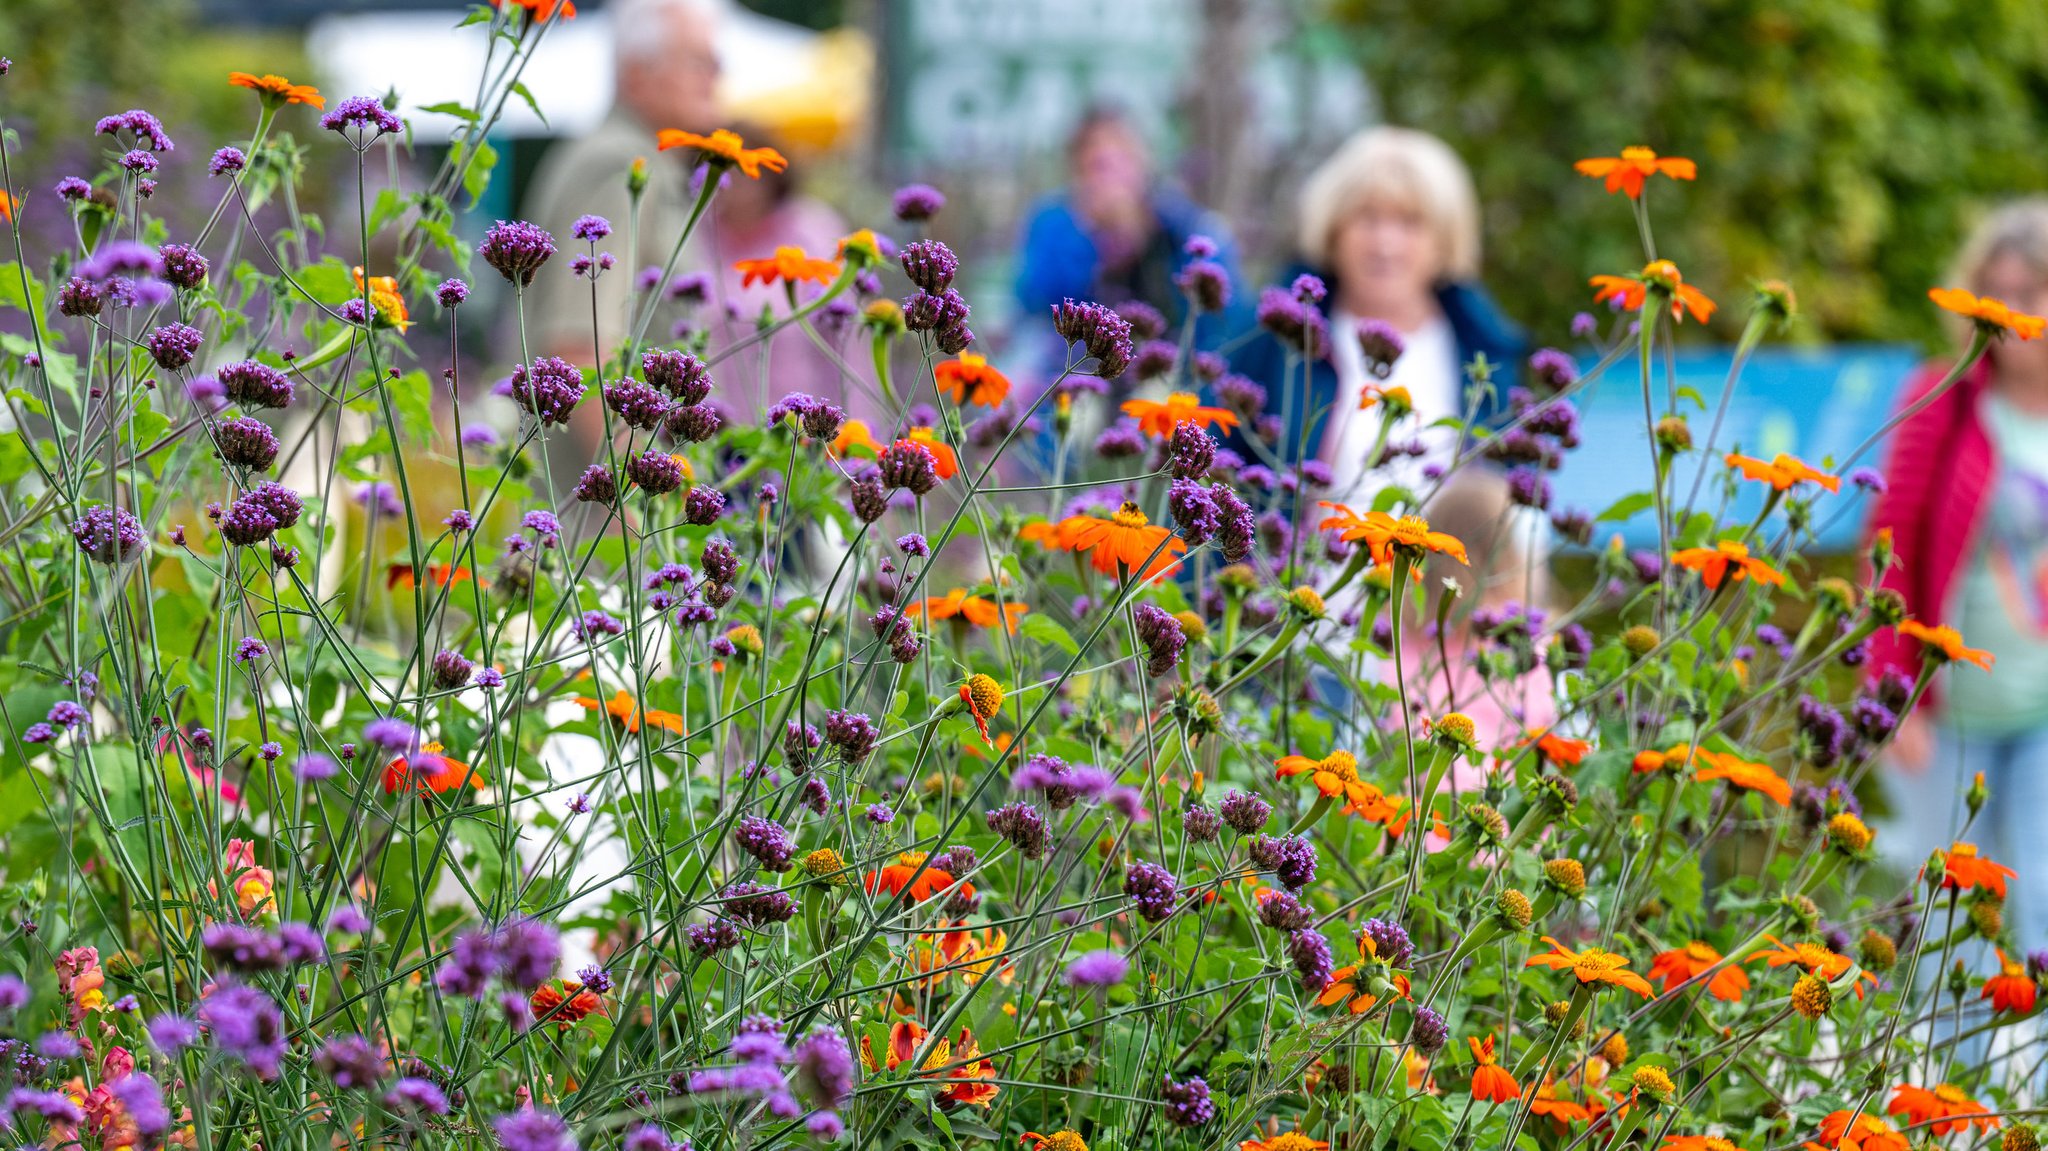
524;0;721;365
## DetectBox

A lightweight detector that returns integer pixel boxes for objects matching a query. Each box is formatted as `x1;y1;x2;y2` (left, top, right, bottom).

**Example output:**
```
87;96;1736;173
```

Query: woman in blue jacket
1230;127;1527;503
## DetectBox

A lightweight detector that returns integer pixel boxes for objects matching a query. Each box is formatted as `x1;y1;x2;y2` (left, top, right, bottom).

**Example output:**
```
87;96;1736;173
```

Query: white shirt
1319;310;1459;507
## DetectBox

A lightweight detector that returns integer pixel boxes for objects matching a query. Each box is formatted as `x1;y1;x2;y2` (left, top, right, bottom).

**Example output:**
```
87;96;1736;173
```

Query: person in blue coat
1014;106;1246;382
1228;127;1528;503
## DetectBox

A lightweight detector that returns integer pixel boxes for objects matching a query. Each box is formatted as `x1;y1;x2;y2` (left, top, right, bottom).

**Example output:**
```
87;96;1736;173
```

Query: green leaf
1596;491;1654;522
1020;613;1079;656
508;81;549;128
1677;384;1708;410
450;139;498;206
385;370;436;446
0;262;44;322
368;188;411;239
417;101;481;122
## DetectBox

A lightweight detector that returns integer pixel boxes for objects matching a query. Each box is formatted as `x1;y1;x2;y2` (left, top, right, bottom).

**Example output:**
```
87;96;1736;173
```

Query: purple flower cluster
70;504;145;564
434;918;561;998
735;815;796;871
1065;949;1129;988
510;356;586;426
1051;298;1135;377
900;239;957;294
1124;860;1178;921
1360;917;1415;967
198;983;287;1078
1256;286;1329;359
218;360;294;409
987;801;1051;859
1162;1074;1215;1127
319;95;404;139
892;183;945;222
1219;789;1271;835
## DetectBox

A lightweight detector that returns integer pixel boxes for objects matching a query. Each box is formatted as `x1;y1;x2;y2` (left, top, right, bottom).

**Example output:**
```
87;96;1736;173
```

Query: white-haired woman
1229;126;1527;499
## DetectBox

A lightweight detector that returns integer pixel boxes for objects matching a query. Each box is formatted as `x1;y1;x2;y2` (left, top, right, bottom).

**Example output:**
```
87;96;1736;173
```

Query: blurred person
1014;106;1244;380
1391;469;1557;787
525;0;721;363
1232;127;1526;500
1869;198;2048;954
697;122;852;415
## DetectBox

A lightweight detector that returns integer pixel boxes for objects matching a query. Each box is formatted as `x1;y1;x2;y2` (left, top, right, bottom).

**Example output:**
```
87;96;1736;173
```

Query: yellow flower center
1392;515;1432;545
1041;1134;1088;1151
1684;941;1718;963
1318;750;1359;782
1572;950;1628;981
1935;1084;1969;1105
964;673;1004;718
1642;259;1684;289
1111;501;1150;529
1263;1137;1324;1151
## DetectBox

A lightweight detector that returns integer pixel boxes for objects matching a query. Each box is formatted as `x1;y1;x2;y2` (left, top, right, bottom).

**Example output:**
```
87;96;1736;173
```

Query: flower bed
0;13;2032;1151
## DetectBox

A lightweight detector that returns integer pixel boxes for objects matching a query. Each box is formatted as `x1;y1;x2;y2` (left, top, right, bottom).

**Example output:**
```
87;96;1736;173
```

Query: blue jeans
1882;723;2048;957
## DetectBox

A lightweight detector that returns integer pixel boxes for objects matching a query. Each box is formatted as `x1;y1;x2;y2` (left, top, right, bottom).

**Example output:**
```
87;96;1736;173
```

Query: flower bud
1542;858;1586;899
1622;625;1660;657
1495;887;1533;930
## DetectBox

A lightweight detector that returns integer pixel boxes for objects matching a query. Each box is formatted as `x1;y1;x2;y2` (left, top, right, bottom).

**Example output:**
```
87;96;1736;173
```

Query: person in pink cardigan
1868;199;2048;955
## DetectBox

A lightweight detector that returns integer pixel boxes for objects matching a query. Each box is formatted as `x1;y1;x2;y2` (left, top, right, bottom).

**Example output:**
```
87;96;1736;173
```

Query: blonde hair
1296;127;1482;281
1945;198;2048;345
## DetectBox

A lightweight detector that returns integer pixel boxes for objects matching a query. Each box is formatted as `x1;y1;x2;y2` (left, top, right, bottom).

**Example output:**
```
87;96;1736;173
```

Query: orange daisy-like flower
575;689;684;736
1982;948;2038;1016
1528;729;1591;768
1120;392;1241;438
1314;964;1411;1015
228;72;326;109
905;427;961;480
1929;287;2047;341
1632;744;1702;774
934;353;1010;407
959;673;1004;744
1803;1111;1909;1151
0;191;17;225
1693;749;1792;806
1467;1036;1521;1105
916;924;1012;987
1725;452;1841;493
1887;1083;1998;1136
529;980;604;1031
1591;260;1716;324
1240;1133;1330;1151
654;128;787;178
1360;383;1413;413
863;852;973;906
734;246;840;289
1574;147;1696;198
1648;941;1750;1002
386;562;477;592
1526;936;1654;997
1671;540;1785;592
1754;934;1878;999
1316;502;1469;568
381;742;484;795
1941;841;2017;898
909;588;1029;635
1896;621;1994;671
1050;501;1186;581
494;0;578;19
829;419;883;459
1528;1079;1594;1128
352;266;411;333
1273;749;1400;822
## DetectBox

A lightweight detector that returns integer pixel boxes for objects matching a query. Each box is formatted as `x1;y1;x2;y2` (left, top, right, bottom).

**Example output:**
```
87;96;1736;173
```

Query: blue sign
1547;343;1924;551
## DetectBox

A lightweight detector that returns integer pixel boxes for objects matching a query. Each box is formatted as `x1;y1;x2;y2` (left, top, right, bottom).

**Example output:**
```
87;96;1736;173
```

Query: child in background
1387;469;1559;794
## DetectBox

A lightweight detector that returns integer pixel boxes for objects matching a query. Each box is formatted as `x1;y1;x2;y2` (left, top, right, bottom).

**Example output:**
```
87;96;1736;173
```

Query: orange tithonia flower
1240;1131;1330;1151
1665;1138;1751;1151
734;246;840;288
1803;1110;1909;1151
228;72;325;109
382;742;484;795
934;353;1011;407
1591;260;1716;324
1929;286;2047;341
1725;452;1841;493
1528;729;1591;768
1982;948;2038;1015
1021;1133;1088;1151
1526;936;1654;997
1633;743;1702;774
1528;1079;1594;1127
575;689;685;736
494;0;579;20
1574;147;1697;198
386;562;477;591
1315;964;1411;1015
959;673;1004;743
1121;392;1240;437
1896;621;1994;670
1467;1036;1521;1105
1360;383;1413;413
1316;502;1469;567
864;851;974;906
654;128;788;178
919;924;1011;986
904;427;961;479
1648;941;1750;1002
351;266;411;333
529;979;604;1030
1050;501;1186;582
1887;1083;1998;1136
1274;748;1400;822
1671;540;1785;592
0;191;17;224
829;418;883;459
1941;841;2017;898
1693;749;1792;806
1755;935;1878;998
908;588;1029;635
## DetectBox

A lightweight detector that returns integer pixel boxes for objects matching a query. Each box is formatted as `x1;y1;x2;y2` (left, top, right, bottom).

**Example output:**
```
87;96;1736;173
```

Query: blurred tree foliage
0;0;314;191
1335;0;2048;346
